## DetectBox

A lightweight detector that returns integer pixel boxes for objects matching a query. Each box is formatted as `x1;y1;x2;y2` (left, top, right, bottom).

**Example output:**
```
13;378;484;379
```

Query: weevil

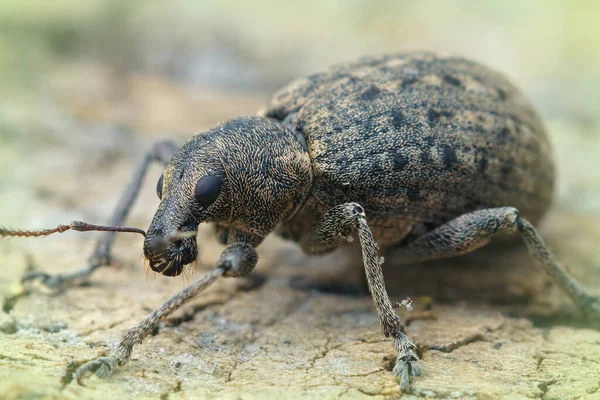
2;52;599;391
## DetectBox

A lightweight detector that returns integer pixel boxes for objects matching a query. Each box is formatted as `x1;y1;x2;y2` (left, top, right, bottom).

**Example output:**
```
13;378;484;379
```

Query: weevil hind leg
23;140;178;292
517;217;599;320
390;206;600;321
302;202;421;391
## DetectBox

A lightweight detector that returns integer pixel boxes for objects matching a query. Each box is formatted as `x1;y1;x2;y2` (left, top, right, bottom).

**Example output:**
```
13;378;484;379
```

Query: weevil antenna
0;222;146;238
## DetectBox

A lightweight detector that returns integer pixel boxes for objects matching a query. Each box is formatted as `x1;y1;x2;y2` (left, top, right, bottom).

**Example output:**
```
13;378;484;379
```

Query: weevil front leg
23;140;178;290
75;241;259;382
391;207;600;320
301;203;421;391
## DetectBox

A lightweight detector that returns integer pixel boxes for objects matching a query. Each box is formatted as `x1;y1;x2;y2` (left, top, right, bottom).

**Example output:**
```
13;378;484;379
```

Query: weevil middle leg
300;202;421;391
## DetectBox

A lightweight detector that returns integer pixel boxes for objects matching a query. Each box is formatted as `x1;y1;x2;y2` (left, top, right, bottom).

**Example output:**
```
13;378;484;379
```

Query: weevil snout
143;224;199;276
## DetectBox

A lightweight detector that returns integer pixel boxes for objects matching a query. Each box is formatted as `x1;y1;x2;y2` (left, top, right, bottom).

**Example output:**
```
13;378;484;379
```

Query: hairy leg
23;140;178;290
75;242;258;382
302;203;420;391
392;207;599;320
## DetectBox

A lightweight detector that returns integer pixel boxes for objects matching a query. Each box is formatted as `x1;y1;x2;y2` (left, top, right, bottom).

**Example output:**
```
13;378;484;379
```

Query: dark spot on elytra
524;138;539;154
406;187;422;201
501;162;512;178
472;75;485;84
359;85;382;101
401;75;419;88
390;109;407;129
420;149;433;165
443;74;462;87
427;108;454;125
497;88;507;101
423;136;435;146
442;145;458;169
360;57;381;67
378;125;390;135
392;151;409;170
267;107;287;121
427;109;440;124
306;72;325;82
516;123;524;133
478;156;489;174
498;127;511;144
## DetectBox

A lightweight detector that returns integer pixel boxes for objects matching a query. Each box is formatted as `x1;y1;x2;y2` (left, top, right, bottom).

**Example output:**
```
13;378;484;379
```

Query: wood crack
427;332;485;353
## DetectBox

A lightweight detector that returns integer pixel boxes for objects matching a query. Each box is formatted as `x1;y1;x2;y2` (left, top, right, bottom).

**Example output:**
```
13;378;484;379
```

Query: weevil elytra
2;52;599;391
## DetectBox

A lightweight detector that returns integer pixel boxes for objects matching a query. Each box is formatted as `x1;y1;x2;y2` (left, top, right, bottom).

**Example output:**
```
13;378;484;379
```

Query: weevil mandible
2;52;599;391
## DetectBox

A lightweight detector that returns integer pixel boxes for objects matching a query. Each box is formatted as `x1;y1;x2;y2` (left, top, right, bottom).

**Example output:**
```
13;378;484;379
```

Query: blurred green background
1;0;599;227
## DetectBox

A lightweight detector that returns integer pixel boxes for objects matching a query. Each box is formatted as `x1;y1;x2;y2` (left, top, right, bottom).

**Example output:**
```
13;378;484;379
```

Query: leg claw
393;336;421;392
582;296;600;321
22;262;105;292
22;272;64;290
75;357;115;383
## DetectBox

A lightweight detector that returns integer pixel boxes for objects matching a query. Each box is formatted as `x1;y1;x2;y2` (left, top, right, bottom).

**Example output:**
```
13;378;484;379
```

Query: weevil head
143;135;229;276
144;116;312;276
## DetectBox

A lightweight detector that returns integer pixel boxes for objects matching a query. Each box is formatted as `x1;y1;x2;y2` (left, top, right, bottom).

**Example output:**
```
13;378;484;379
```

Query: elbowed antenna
0;221;146;238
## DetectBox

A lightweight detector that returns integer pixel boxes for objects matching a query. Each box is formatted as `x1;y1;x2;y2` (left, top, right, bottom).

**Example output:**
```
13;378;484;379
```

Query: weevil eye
195;175;222;207
157;173;164;199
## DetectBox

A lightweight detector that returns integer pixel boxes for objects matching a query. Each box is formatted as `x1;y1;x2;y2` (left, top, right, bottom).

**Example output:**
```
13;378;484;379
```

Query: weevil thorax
144;116;312;276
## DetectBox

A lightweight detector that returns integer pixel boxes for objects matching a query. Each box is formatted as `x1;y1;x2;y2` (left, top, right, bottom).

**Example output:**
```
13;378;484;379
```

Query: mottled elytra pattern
264;52;554;243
